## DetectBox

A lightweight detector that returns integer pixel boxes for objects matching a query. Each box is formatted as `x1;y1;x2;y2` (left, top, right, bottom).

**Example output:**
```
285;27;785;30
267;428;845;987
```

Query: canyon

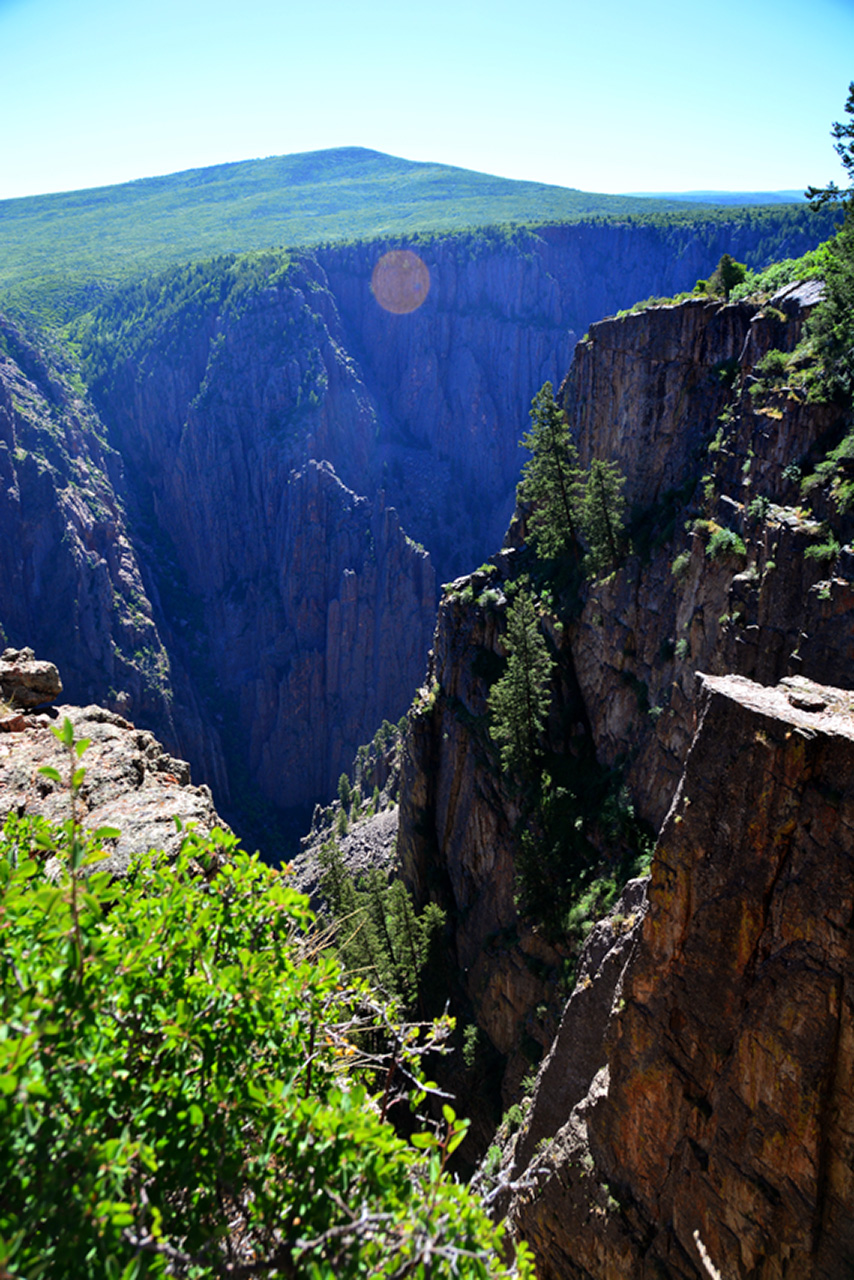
0;212;834;836
1;193;853;1276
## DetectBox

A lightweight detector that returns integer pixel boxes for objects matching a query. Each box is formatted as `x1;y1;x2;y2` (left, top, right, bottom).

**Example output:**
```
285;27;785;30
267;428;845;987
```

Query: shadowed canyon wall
0;212;835;832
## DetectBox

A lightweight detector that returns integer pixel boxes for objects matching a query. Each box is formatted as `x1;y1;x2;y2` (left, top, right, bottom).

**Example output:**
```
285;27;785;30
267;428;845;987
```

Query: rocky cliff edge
507;672;854;1280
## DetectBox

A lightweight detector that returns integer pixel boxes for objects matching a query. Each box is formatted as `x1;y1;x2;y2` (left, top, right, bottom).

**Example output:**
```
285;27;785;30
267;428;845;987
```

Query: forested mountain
0;145;836;320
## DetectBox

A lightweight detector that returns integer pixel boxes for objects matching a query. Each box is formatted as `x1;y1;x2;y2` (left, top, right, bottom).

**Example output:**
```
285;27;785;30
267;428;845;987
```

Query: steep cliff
507;673;854;1279
396;282;854;1154
317;219;831;575
82;258;436;816
565;282;850;832
0;314;229;797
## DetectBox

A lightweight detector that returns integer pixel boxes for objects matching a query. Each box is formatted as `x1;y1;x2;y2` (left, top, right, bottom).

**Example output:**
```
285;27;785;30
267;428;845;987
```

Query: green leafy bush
706;527;747;560
805;535;841;564
671;550;692;579
747;494;771;522
755;348;789;381
0;808;531;1280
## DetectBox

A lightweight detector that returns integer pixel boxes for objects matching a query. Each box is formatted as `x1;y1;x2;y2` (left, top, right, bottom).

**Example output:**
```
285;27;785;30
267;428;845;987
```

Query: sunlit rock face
0;698;228;878
561;290;847;834
508;673;854;1280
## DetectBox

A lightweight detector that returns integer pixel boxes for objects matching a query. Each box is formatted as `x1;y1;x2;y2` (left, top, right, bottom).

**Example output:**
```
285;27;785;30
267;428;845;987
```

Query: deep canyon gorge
2;187;853;1277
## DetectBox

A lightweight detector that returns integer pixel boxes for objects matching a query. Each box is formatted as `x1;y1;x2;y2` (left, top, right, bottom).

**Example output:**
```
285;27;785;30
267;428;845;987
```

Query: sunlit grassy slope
0;146;819;320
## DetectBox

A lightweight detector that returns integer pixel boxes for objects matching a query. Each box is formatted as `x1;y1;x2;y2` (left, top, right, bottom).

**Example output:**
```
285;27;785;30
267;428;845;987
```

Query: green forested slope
0;146;834;321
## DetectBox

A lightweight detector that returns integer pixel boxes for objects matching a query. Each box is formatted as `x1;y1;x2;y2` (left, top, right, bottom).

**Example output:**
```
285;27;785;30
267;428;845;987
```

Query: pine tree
709;252;747;301
806;81;854;209
809;211;854;403
806;85;854;403
581;458;626;575
518;381;583;558
489;587;554;777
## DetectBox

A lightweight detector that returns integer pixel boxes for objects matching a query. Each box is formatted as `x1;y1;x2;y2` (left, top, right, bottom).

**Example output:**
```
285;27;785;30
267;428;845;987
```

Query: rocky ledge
0;646;62;710
0;698;227;876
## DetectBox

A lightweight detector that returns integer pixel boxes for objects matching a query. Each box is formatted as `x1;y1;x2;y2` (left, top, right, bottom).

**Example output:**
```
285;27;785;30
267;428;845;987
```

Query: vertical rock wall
509;674;854;1280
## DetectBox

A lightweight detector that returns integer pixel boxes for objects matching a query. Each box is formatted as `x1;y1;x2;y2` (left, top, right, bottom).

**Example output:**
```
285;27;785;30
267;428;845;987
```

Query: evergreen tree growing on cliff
581;458;627;575
518;381;583;558
806;84;854;403
806;80;854;210
489;586;554;777
709;252;747;301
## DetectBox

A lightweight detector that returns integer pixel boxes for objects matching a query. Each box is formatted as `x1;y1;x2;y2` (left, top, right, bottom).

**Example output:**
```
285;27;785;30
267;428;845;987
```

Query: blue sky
0;0;851;200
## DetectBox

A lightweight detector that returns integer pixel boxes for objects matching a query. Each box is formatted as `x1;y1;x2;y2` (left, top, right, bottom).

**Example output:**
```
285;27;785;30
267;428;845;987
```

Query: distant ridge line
0;147;829;322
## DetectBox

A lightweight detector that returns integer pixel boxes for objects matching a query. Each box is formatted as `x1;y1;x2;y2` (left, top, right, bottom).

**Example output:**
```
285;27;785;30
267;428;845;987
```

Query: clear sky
1;0;851;202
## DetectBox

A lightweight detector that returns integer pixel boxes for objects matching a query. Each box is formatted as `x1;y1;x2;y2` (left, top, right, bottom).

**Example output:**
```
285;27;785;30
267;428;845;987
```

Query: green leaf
446;1121;470;1156
74;738;91;759
409;1132;435;1149
92;826;121;841
38;766;61;784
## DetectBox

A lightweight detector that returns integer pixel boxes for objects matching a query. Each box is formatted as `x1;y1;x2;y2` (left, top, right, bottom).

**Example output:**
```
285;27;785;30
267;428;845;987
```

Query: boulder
0;646;62;709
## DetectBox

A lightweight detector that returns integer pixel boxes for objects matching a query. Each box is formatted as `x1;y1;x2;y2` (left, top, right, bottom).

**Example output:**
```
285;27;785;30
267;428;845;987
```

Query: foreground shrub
0;808;533;1279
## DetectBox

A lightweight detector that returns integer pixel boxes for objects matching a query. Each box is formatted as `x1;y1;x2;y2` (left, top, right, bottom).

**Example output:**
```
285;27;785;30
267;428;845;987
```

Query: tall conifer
489;587;554;777
581;458;626;574
518;381;583;558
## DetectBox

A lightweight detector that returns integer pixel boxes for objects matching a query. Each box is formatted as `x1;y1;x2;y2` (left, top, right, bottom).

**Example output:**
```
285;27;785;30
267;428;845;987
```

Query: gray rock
0;646;62;708
0;702;229;876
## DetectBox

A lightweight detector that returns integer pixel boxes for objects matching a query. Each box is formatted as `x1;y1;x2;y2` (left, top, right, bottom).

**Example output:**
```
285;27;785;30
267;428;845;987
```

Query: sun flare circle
371;249;430;314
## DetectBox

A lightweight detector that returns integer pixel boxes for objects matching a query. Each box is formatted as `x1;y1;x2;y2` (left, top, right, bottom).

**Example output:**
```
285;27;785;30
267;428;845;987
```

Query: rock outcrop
0;699;227;877
0;646;62;708
397;283;854;1153
507;673;854;1279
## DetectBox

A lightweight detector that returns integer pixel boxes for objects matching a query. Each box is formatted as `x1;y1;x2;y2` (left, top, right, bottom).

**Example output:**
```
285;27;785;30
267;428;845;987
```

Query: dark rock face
82;257;439;817
0;315;229;798
317;221;830;577
508;674;854;1280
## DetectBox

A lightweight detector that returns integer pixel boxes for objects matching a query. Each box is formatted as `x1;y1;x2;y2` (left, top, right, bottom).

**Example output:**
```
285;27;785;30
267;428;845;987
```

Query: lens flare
371;249;430;315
